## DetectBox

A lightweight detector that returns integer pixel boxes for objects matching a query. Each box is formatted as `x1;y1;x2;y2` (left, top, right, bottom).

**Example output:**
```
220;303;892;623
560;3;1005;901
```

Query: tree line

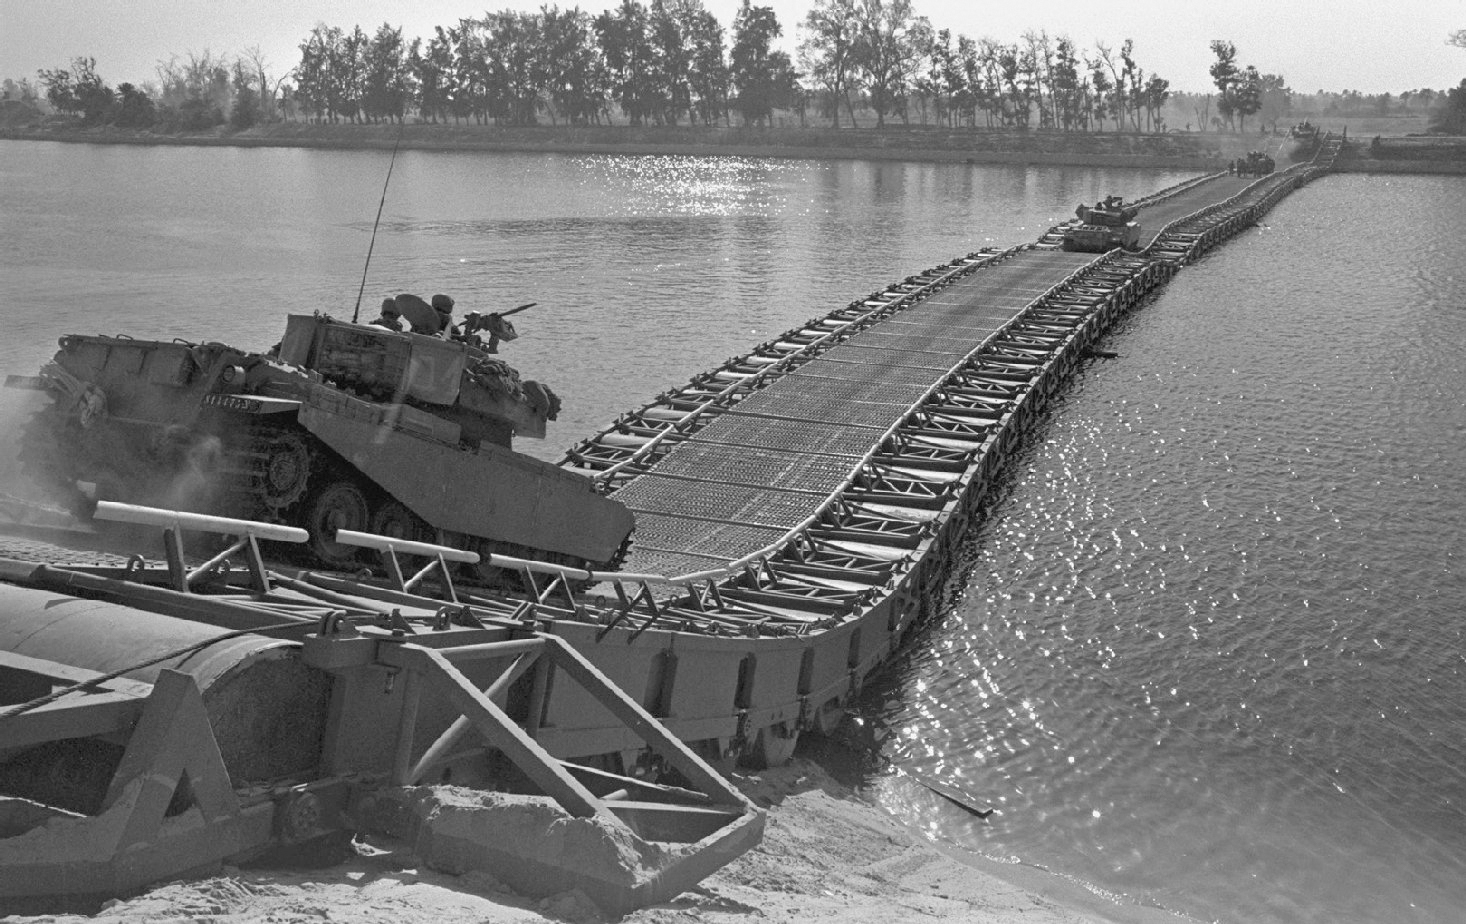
279;0;1179;132
25;48;278;132
11;2;1462;136
17;0;1183;134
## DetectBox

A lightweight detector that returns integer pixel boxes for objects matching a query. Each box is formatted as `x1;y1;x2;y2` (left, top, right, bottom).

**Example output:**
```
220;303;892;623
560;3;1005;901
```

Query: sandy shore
10;758;1193;924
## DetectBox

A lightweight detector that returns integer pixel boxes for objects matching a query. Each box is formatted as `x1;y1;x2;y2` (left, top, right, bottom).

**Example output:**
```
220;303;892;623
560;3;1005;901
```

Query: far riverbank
8;119;1464;172
6;102;1463;171
0;120;1259;169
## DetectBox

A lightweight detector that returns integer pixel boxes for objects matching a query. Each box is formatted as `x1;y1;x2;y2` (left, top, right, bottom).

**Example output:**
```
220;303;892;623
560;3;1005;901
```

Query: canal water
2;141;1463;924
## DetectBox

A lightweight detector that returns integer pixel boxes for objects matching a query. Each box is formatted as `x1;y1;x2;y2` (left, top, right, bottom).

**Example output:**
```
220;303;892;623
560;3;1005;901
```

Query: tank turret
1062;196;1142;253
6;310;634;577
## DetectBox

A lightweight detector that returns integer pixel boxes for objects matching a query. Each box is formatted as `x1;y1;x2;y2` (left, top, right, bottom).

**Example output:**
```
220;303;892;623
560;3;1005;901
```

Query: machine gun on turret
462;301;535;353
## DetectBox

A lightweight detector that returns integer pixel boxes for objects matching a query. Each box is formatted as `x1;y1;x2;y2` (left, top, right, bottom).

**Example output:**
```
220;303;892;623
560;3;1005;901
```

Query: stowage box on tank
6;314;634;574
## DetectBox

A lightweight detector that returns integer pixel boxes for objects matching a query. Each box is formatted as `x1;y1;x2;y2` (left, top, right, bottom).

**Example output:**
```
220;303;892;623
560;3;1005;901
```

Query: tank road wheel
462;537;528;592
369;499;433;575
259;429;314;510
302;478;370;570
370;499;429;544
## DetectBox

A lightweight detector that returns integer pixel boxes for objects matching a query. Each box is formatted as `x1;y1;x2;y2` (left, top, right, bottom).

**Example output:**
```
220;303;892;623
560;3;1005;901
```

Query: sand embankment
18;758;1192;924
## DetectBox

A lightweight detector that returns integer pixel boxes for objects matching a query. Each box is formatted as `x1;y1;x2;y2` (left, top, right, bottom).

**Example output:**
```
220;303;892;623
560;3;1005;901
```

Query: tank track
212;418;411;570
214;417;308;523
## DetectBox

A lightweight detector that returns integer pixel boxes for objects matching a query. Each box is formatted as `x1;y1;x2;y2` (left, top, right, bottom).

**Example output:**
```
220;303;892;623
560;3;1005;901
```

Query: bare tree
1021;30;1051;128
851;0;919;128
241;45;287;123
799;0;861;127
1095;41;1126;130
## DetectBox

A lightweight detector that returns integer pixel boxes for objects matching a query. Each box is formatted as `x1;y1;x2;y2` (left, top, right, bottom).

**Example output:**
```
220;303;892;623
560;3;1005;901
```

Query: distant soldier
369;297;403;332
431;293;462;341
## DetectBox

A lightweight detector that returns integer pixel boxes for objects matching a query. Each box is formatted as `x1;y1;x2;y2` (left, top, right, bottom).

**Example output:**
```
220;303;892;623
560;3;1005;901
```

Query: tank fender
296;401;634;563
200;394;304;416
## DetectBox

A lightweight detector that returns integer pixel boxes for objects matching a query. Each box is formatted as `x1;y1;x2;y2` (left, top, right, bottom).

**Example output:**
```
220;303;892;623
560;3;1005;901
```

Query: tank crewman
431;294;463;341
369;297;403;331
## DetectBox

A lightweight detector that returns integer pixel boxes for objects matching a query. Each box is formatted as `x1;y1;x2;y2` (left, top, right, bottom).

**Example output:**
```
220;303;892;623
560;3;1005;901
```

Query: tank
1237;151;1276;176
5;310;635;576
1062;196;1142;253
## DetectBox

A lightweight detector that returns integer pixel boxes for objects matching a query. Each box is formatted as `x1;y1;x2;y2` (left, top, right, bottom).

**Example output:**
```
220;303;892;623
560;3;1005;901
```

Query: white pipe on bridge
334;528;480;563
93;501;309;543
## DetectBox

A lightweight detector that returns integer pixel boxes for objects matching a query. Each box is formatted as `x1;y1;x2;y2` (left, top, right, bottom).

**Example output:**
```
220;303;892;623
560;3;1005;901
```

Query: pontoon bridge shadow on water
0;135;1341;913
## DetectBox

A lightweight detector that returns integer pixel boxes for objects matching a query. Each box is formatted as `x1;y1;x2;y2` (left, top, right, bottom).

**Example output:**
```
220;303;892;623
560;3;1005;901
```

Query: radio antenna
352;119;407;323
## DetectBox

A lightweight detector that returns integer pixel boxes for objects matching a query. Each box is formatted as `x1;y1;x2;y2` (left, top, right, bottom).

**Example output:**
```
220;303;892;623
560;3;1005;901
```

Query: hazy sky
2;0;1463;95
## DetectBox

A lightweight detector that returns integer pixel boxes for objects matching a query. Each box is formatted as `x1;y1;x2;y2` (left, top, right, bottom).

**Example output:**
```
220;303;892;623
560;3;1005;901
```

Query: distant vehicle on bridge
1062;195;1141;253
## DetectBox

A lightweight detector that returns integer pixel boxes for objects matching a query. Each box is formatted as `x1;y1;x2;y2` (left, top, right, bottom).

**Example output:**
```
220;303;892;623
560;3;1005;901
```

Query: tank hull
1061;222;1140;253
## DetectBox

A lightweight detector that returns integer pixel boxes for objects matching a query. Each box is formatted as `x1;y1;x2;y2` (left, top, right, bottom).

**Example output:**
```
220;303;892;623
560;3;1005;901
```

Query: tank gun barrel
465;303;536;331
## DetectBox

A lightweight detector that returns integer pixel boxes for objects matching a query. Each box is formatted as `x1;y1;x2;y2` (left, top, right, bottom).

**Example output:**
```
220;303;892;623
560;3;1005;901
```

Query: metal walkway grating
624;512;790;559
650;442;855;494
614;542;730;579
844;331;983;356
791;356;944;387
690;415;882;457
776;373;931;406
614;476;827;526
799;345;953;372
728;391;908;428
879;317;1006;337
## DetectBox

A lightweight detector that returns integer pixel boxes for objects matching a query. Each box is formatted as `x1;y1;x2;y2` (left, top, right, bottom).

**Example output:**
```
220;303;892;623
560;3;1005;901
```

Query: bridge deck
1134;176;1254;246
612;249;1096;577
